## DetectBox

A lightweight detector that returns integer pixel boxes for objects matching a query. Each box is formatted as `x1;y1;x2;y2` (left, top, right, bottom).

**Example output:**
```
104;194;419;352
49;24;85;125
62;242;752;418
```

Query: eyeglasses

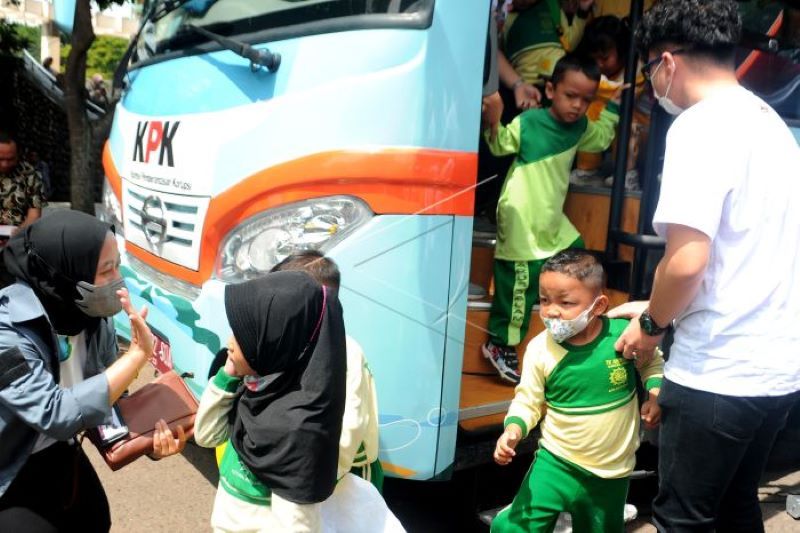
642;49;687;81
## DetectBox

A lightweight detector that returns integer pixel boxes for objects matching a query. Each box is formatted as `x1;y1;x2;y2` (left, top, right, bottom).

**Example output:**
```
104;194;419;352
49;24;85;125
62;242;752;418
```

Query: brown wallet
89;370;199;471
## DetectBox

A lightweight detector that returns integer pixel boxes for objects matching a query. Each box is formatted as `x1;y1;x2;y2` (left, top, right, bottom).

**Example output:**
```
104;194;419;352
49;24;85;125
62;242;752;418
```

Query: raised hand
151;419;187;459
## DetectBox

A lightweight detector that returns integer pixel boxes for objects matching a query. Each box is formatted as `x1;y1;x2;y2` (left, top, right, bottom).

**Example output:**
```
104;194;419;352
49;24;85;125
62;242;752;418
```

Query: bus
95;0;800;483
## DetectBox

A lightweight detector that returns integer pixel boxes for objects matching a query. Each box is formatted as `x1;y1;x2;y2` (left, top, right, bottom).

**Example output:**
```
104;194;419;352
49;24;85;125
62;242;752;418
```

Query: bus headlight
98;179;124;236
215;196;372;282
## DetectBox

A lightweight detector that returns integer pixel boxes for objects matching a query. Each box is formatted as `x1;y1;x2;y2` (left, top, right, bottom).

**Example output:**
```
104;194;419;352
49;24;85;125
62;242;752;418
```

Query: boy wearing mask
492;249;663;532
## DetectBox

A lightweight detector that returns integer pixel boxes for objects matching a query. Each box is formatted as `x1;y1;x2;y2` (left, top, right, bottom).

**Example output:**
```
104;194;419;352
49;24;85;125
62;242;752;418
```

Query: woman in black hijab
0;211;182;532
195;270;347;532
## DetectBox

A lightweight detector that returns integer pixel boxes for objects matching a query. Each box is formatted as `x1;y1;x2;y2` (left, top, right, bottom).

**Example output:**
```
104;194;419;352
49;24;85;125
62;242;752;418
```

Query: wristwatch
639;309;670;336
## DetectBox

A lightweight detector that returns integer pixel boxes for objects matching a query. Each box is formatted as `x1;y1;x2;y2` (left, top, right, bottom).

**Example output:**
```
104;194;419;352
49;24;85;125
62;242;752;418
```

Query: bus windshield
136;0;434;63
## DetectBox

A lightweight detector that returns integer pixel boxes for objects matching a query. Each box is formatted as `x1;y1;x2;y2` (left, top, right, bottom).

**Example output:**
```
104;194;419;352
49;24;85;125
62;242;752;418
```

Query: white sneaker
468;282;487;300
624;503;639;523
569;168;604;187
553;512;572;533
604;169;640;191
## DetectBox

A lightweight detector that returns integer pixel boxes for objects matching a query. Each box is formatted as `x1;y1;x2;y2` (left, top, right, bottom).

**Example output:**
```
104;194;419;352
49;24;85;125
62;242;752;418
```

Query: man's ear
545;81;555;101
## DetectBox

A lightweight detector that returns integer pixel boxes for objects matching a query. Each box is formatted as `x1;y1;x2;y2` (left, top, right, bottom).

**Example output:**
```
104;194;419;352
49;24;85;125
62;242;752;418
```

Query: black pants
653;379;799;532
0;442;110;532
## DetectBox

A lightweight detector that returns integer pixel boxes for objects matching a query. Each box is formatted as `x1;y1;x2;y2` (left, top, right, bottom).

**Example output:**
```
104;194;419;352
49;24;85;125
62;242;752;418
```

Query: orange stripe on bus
104;148;477;286
380;462;417;478
103;142;122;201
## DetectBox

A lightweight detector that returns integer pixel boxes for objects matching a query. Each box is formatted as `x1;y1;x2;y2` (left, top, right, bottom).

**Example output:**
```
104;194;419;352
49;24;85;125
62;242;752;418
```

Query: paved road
85;371;800;532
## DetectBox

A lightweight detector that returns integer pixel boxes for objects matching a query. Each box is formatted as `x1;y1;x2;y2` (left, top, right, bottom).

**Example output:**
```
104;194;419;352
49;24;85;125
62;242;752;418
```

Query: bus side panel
328;215;453;480
434;215;473;477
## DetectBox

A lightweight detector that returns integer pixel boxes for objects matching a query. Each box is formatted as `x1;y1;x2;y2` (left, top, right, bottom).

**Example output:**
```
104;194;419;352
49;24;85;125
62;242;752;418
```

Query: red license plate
151;335;173;374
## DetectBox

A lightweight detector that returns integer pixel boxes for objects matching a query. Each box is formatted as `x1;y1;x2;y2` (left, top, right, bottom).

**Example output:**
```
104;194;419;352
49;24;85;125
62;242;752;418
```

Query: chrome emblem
141;195;167;246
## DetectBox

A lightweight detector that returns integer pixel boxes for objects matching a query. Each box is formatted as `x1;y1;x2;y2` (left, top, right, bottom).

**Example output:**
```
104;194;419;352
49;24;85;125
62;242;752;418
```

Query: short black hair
635;0;741;65
541;249;605;291
0;130;15;145
550;53;601;86
270;250;341;290
578;16;631;59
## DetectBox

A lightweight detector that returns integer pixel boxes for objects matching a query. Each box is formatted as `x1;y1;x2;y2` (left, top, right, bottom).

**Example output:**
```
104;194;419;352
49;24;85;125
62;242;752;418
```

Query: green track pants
491;447;629;533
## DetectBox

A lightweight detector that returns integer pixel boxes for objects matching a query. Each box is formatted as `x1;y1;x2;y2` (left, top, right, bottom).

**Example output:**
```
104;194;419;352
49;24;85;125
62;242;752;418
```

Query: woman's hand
150;419;187;459
118;288;154;363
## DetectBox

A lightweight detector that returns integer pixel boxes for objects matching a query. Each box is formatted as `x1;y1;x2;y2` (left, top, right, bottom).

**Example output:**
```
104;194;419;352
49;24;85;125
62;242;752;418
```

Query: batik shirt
1;161;45;226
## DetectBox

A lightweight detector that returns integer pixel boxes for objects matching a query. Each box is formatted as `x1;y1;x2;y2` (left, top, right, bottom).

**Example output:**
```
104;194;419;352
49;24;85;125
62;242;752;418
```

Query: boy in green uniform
492;249;663;532
482;54;621;384
501;0;594;86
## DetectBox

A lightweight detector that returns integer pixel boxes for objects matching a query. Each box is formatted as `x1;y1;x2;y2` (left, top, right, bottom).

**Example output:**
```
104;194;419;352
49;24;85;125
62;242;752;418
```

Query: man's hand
494;424;523;466
613;317;662;367
641;389;661;429
513;82;541;110
482;91;504;141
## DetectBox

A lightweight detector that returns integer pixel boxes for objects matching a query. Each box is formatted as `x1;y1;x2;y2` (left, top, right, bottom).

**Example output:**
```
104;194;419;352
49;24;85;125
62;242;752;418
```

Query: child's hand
641;389;661;429
482;91;504;141
494;424;523;466
224;355;244;378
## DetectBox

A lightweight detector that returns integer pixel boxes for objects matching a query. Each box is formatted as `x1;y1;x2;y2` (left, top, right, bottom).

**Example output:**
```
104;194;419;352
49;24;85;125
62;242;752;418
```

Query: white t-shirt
32;332;88;453
653;85;800;397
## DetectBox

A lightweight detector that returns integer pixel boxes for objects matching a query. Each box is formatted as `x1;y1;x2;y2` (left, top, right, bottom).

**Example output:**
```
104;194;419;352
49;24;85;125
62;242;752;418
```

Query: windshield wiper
184;24;281;72
113;0;198;93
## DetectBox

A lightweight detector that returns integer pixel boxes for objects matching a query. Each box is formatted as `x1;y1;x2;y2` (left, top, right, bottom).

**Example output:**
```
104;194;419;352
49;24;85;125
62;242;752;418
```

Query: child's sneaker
468;282;487;300
482;341;521;384
604;169;641;192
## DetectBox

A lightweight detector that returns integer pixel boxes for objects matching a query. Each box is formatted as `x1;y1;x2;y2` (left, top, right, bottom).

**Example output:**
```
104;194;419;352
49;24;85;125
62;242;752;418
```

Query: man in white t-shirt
607;0;800;531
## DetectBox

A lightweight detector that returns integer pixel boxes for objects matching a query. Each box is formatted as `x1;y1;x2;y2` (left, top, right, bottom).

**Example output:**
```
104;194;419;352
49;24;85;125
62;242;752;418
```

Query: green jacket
485;104;619;261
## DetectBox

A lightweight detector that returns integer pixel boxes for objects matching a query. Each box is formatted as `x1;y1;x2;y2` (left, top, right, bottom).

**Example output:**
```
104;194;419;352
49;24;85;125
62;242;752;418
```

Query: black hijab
3;210;112;335
225;271;347;504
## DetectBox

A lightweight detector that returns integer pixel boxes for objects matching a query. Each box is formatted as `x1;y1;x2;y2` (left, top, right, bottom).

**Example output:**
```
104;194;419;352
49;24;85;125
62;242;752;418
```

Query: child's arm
483;115;522;157
194;368;241;448
577;102;620;153
338;346;370;477
495;345;546;465
560;0;593;51
638;347;665;429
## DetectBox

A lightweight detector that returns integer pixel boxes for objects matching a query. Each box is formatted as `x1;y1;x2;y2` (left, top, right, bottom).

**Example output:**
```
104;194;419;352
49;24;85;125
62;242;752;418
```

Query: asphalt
84;372;800;532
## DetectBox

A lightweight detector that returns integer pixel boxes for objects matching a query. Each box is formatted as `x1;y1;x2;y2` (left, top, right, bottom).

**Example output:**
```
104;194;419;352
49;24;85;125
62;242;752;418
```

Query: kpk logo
132;121;180;166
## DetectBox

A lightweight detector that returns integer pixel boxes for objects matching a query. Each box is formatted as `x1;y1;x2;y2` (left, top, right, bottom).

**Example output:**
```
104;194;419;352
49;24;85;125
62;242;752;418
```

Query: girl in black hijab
0;211;182;532
194;270;347;532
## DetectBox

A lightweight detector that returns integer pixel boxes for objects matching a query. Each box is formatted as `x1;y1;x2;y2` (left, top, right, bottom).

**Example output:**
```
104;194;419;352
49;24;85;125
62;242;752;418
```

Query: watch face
640;312;662;335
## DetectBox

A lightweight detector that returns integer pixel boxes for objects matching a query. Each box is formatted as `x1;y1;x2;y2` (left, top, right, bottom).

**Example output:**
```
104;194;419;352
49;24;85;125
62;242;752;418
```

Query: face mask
651;60;684;115
74;278;126;317
541;298;600;343
244;374;269;392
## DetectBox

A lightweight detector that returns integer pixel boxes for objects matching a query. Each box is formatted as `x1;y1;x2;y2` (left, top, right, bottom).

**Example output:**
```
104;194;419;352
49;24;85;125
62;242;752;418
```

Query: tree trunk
64;0;96;214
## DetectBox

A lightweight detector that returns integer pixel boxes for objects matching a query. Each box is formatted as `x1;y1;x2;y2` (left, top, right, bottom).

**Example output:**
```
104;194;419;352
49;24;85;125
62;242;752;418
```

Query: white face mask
541;298;600;343
651;60;684;115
